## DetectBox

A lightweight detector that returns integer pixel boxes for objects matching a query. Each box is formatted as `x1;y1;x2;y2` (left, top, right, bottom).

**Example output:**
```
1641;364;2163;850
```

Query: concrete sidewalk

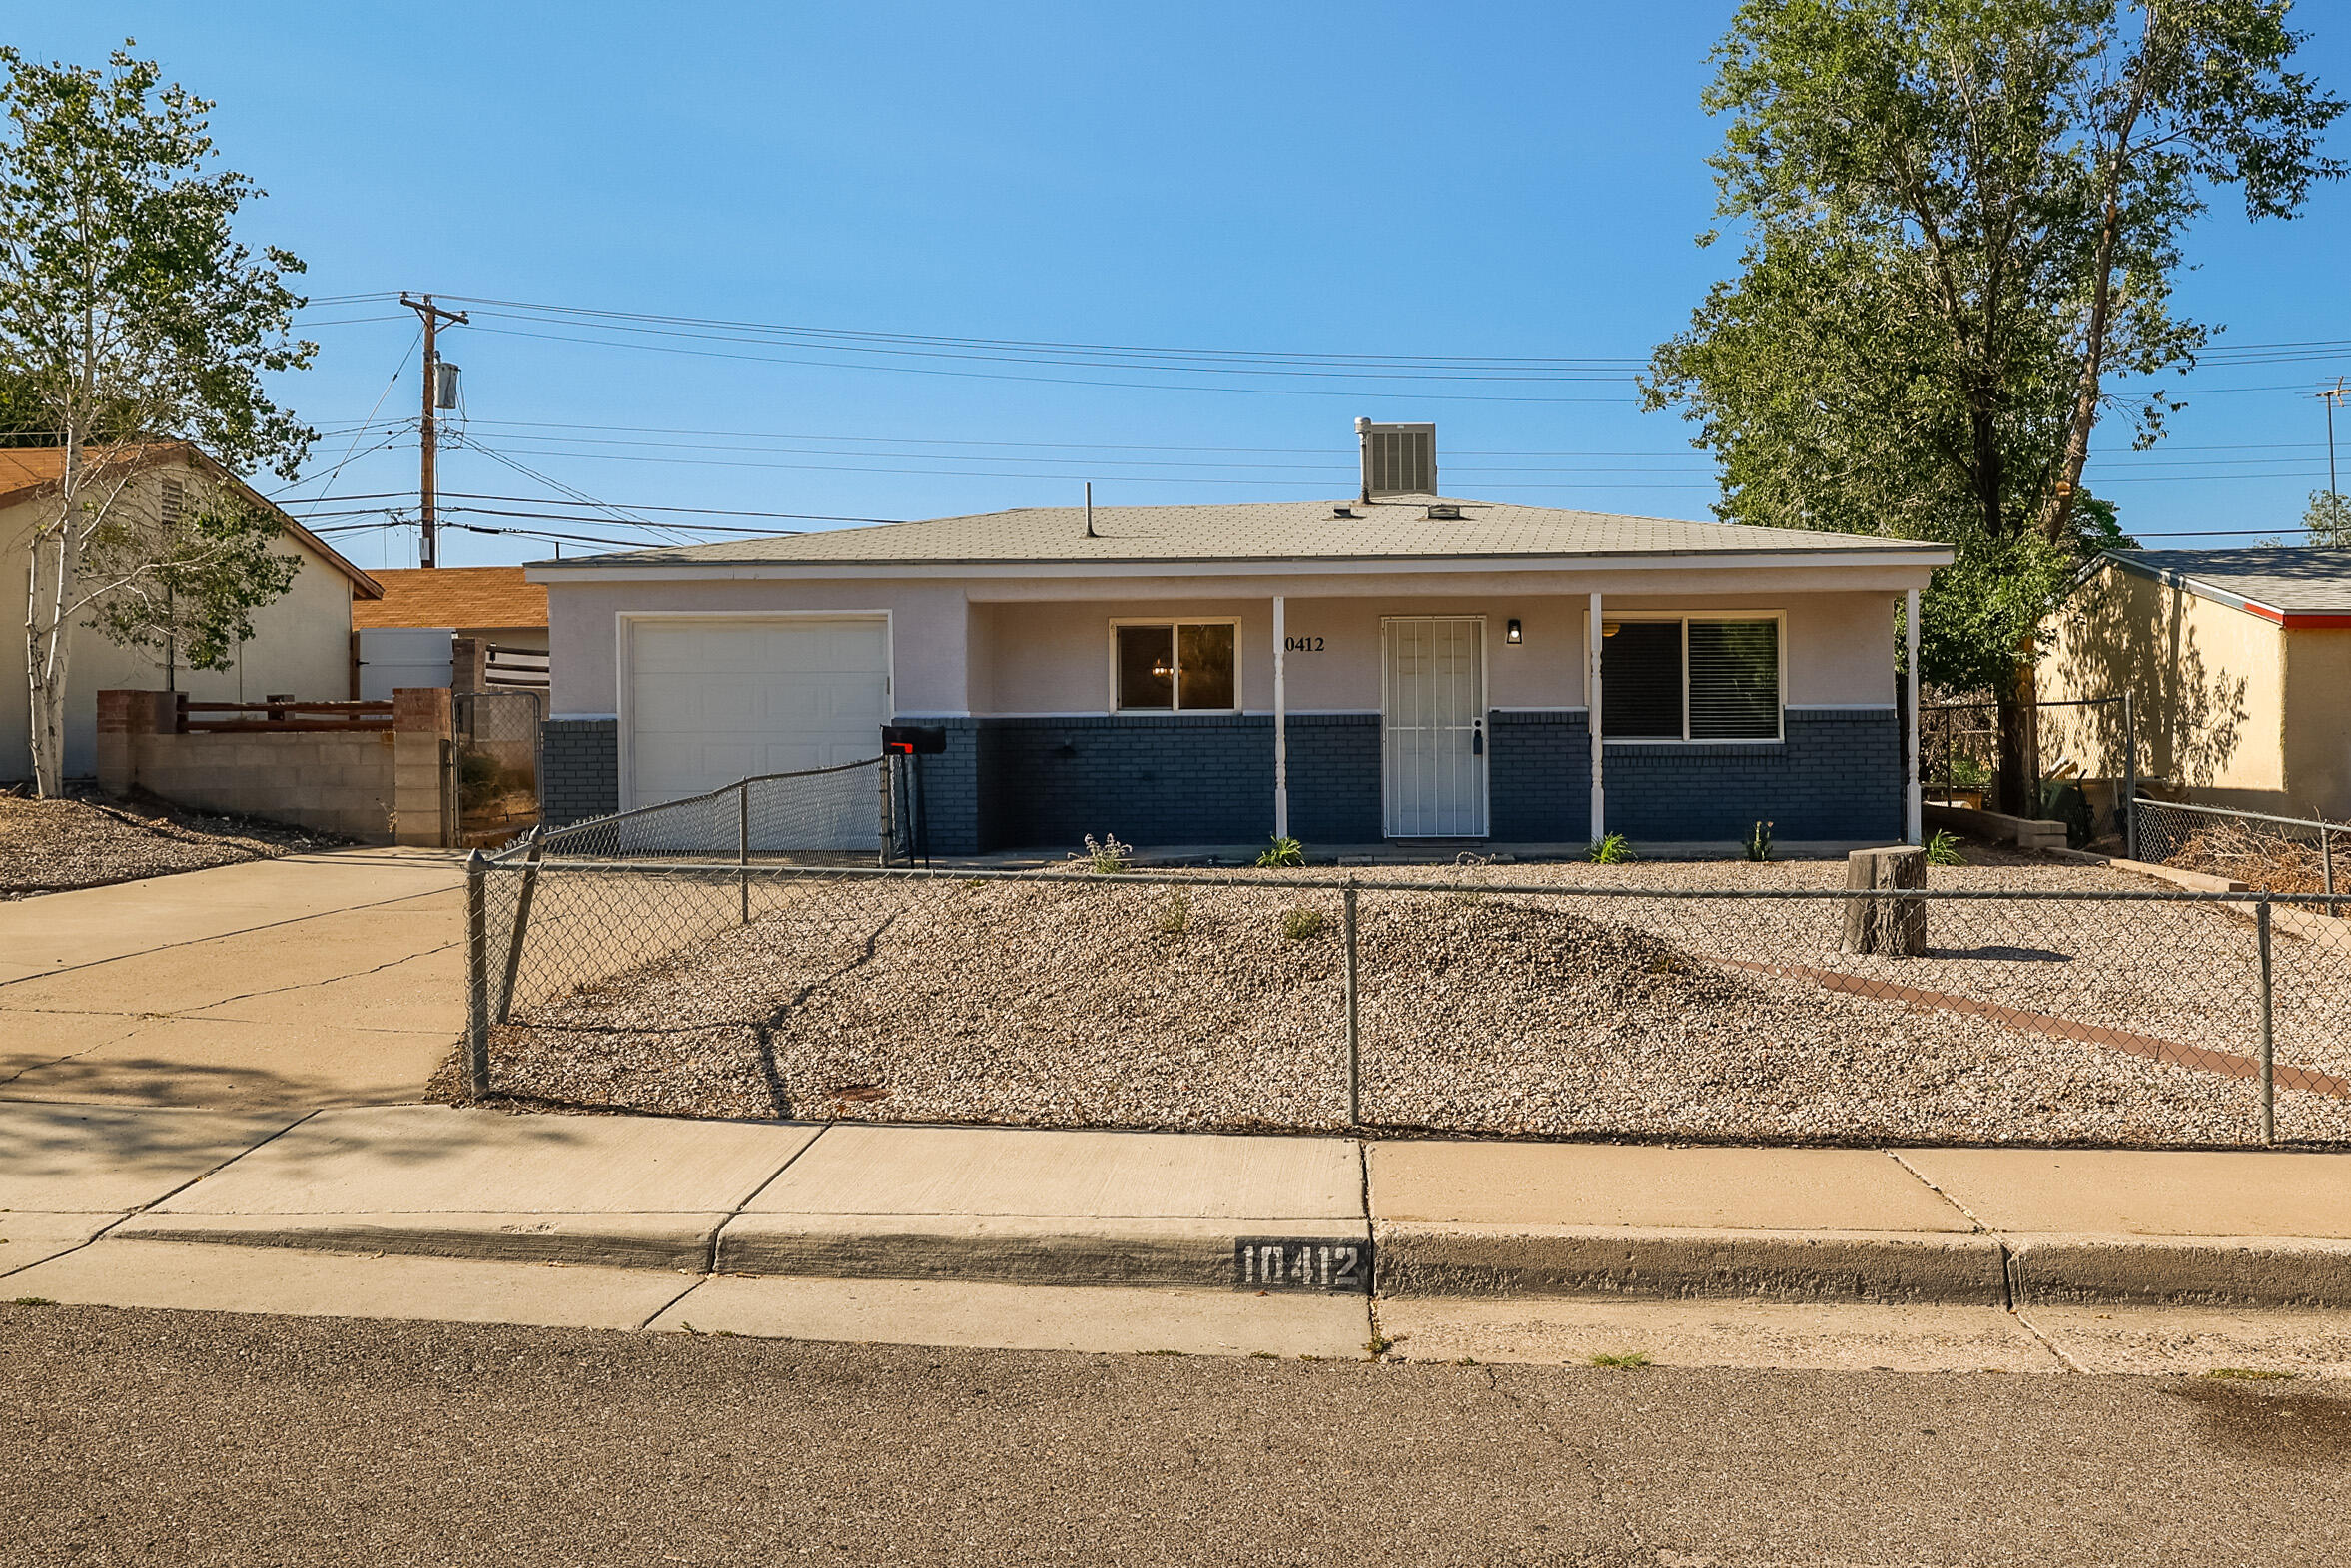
10;1101;2351;1304
8;1102;2351;1372
0;849;464;1110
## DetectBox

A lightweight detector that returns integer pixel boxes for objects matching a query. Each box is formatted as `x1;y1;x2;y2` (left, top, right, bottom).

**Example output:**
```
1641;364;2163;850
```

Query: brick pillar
95;689;176;797
450;636;488;693
392;686;455;847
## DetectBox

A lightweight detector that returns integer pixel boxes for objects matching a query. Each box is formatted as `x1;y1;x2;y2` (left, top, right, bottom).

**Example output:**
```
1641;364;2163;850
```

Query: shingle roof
0;441;382;597
2108;547;2351;619
352;566;549;630
532;496;1942;569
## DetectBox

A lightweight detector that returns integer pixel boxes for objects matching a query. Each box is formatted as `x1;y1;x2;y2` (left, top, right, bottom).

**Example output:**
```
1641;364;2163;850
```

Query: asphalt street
3;1302;2345;1566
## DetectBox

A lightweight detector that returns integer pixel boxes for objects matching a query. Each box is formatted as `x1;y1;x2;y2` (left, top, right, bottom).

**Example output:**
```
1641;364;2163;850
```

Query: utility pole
2323;378;2348;506
400;293;468;568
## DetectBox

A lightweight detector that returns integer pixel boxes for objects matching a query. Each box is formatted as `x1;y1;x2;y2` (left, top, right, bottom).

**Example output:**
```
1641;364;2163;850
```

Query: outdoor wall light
1506;618;1523;644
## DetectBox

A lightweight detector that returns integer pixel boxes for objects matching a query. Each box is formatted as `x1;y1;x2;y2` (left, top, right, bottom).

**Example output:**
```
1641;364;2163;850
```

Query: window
1113;620;1237;711
1599;616;1781;741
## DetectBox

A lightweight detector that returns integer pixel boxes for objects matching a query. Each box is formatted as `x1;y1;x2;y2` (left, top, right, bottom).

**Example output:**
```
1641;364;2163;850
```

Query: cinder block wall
96;690;396;841
95;688;457;845
977;715;1275;850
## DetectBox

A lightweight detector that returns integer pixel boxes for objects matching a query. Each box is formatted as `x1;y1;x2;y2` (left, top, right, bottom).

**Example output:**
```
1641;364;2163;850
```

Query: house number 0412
1282;636;1325;653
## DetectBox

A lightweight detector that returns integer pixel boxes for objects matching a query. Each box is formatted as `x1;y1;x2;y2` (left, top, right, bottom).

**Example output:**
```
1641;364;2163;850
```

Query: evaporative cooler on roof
1356;419;1436;499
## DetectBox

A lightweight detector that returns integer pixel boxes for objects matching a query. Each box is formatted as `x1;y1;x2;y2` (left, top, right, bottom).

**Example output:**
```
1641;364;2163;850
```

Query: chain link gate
453;690;544;846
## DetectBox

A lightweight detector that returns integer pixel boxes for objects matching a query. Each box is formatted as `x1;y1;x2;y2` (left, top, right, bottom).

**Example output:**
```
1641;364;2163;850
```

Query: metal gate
454;690;543;844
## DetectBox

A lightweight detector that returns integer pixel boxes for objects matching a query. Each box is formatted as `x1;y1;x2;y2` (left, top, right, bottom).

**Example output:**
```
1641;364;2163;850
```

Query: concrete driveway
0;849;465;1111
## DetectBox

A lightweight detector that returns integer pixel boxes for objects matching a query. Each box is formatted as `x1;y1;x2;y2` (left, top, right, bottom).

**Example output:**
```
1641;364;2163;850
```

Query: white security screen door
1382;616;1488;838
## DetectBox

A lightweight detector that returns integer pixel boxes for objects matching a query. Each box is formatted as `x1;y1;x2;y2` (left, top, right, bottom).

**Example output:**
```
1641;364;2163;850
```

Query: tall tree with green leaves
0;44;315;795
1643;0;2343;812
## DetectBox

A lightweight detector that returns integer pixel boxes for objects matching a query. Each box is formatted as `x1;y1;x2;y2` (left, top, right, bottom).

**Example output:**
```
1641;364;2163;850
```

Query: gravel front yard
455;856;2351;1148
0;790;343;898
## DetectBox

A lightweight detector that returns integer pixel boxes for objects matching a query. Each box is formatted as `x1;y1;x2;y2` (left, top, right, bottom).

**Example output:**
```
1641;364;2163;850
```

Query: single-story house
526;424;1949;852
2039;547;2351;819
352;565;550;699
0;442;384;783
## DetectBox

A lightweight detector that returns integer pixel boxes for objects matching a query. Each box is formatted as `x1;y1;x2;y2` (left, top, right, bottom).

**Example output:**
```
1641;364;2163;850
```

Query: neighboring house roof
526;496;1949;574
2104;547;2351;628
352;566;549;631
0;441;383;599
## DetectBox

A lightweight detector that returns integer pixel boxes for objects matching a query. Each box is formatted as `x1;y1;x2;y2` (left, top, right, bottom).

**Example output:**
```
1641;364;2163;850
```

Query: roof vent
1426;503;1462;521
1356;417;1435;501
1332;503;1356;518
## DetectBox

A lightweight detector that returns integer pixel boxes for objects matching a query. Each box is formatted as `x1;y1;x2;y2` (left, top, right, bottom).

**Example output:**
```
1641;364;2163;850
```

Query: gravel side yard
0;790;343;898
451;860;2351;1148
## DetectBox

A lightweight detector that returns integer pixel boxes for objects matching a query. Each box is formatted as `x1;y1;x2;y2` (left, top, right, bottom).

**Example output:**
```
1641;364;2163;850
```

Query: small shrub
10;1297;56;1307
1067;832;1133;874
2204;1366;2297;1381
1743;820;1775;862
1587;1350;1651;1368
1280;906;1325;941
1255;835;1306;868
1587;832;1634;865
1157;891;1190;936
1925;830;1965;867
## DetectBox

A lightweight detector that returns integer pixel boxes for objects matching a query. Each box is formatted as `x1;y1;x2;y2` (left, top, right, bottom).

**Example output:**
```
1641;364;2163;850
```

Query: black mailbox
881;723;948;755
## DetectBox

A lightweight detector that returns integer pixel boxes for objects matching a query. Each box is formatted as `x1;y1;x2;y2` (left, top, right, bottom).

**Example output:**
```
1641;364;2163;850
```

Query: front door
1382;616;1488;837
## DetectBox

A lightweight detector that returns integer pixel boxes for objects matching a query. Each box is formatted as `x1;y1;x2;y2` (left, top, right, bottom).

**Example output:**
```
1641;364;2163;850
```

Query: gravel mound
0;790;343;898
463;877;2349;1147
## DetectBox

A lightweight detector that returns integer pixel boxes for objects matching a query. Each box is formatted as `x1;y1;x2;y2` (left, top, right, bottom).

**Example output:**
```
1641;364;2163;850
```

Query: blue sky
16;3;2351;567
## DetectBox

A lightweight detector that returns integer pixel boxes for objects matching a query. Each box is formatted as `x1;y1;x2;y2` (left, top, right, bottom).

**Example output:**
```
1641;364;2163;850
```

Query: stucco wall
0;482;361;783
544;578;973;717
2040;562;2285;798
2283;628;2351;818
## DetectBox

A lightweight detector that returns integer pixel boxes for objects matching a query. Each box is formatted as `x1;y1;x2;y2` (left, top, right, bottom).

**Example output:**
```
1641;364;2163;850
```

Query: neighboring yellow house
2039;548;2351;819
0;442;384;783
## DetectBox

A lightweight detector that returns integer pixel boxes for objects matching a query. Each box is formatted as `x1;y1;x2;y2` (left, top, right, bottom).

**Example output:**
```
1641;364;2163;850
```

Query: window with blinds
1688;620;1779;739
1599;616;1780;741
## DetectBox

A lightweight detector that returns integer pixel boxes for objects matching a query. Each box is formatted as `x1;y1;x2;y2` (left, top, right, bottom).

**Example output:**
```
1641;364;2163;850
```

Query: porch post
1272;594;1289;840
1588;591;1604;842
1905;587;1922;844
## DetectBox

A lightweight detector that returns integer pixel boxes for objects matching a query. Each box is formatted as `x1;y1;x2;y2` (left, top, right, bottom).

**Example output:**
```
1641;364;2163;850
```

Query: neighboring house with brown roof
0;442;384;783
350;566;549;699
526;421;1950;849
2039;547;2351;819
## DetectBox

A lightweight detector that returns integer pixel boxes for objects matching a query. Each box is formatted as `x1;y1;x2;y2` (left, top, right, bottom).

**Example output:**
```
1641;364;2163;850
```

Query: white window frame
1106;617;1243;713
1584;608;1786;744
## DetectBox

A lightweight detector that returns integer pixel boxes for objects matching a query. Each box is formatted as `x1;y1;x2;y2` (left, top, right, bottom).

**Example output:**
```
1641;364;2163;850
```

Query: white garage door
624;616;891;815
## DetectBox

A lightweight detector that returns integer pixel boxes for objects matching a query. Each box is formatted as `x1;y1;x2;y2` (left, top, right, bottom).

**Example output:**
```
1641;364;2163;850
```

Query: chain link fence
2134;797;2347;897
457;841;2351;1149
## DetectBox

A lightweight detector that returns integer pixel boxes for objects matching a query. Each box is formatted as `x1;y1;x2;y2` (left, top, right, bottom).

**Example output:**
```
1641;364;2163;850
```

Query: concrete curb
2009;1233;2351;1309
717;1215;1371;1289
1371;1224;2010;1304
113;1212;725;1273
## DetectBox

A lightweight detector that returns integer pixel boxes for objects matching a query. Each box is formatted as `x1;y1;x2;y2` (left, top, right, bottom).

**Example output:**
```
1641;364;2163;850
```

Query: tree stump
1842;846;1927;957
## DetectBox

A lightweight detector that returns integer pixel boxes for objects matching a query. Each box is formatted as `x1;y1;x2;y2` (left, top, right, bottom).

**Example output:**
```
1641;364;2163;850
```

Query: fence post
494;825;543;1024
738;780;751;924
876;757;893;868
2323;823;2335;900
2122;692;2139;861
2257;897;2275;1147
464;848;491;1100
1342;878;1361;1126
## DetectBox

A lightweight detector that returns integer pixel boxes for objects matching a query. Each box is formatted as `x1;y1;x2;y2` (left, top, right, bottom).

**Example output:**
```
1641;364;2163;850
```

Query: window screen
1688;620;1780;739
1601;621;1683;738
1116;625;1174;710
